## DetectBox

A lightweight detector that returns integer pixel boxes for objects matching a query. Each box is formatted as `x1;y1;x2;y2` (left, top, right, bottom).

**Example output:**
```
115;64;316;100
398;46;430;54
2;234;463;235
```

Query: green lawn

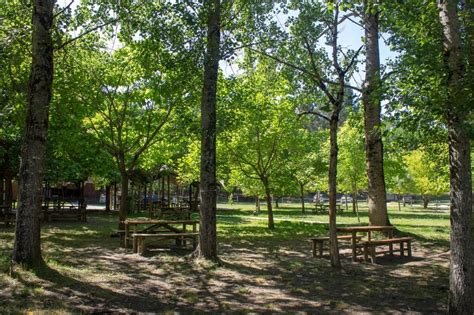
216;201;450;247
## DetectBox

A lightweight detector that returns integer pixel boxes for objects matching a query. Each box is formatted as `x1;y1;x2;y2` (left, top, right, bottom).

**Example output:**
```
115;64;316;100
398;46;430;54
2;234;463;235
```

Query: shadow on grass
12;263;172;313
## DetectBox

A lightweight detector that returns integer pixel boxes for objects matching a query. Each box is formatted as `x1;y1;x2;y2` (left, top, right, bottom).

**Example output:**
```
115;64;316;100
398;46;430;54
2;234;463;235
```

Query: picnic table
123;219;199;254
336;225;395;261
313;203;342;214
42;204;87;222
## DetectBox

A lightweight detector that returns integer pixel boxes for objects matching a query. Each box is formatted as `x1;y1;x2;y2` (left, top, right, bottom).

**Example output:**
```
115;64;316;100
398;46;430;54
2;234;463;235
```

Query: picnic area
1;0;473;314
0;202;459;313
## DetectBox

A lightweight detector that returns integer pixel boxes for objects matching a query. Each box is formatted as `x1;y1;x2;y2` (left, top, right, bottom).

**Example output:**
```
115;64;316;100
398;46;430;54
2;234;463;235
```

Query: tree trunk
328;117;341;268
262;177;274;229
12;0;54;267
255;195;260;213
113;182;118;211
363;0;390;227
197;0;221;261
143;183;147;211
300;183;305;214
423;195;430;209
438;1;473;313
398;194;401;211
105;184;111;213
275;196;279;209
118;173;129;229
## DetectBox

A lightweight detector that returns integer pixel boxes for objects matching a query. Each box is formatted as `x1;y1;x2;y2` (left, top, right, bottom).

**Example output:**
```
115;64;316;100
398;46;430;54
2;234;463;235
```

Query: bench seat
310;235;362;257
362;237;412;263
132;232;199;255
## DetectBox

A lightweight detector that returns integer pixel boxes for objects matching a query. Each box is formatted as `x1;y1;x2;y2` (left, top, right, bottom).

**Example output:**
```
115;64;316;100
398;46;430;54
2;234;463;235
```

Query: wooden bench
132;232;199;255
310;235;362;257
362;237;412;263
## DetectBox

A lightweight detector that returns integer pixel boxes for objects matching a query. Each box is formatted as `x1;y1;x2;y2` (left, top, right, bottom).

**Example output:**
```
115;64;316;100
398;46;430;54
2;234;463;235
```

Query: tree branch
55;18;119;50
54;0;75;19
298;110;330;121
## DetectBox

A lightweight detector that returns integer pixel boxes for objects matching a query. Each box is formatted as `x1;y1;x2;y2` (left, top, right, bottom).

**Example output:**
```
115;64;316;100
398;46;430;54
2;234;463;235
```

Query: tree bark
118;173;129;229
438;1;473;313
363;0;390;227
105;184;111;213
423;195;430;209
262;177;274;229
12;0;54;267
300;183;305;214
197;0;221;261
255;196;260;213
328;117;341;268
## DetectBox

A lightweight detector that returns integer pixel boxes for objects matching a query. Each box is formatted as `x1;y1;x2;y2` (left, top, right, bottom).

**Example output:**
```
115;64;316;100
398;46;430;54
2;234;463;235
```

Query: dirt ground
0;215;455;314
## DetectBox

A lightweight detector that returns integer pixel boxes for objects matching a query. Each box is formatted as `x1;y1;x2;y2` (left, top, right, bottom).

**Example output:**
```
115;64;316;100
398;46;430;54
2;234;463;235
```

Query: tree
437;1;473;312
338;110;367;214
224;61;295;229
362;0;390;226
404;148;449;208
198;0;221;260
286;128;328;214
384;1;473;311
261;1;362;267
81;50;176;228
12;0;54;267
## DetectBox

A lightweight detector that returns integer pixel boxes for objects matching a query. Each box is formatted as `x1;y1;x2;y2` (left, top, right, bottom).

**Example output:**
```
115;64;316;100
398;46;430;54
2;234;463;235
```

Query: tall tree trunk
438;1;473;313
12;0;54;267
328;117;341;268
274;196;279;209
105;184;111;213
198;0;221;261
363;0;390;226
118;173;129;229
300;183;305;214
398;194;401;211
262;177;274;229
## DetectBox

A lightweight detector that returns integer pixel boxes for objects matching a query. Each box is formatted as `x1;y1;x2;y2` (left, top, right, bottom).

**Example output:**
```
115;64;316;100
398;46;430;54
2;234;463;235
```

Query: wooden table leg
352;231;357;261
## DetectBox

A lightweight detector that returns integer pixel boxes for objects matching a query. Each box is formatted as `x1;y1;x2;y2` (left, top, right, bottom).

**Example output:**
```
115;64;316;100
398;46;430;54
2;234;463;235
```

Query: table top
124;219;199;225
337;225;394;232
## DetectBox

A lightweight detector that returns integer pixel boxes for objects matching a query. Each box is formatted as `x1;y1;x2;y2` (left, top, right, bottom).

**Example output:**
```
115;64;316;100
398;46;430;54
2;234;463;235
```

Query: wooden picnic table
123;219;199;249
336;225;394;261
313;203;342;214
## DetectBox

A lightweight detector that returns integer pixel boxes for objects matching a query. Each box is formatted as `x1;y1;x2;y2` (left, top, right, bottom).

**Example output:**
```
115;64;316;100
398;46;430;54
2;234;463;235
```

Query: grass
0;201;465;313
216;201;451;247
